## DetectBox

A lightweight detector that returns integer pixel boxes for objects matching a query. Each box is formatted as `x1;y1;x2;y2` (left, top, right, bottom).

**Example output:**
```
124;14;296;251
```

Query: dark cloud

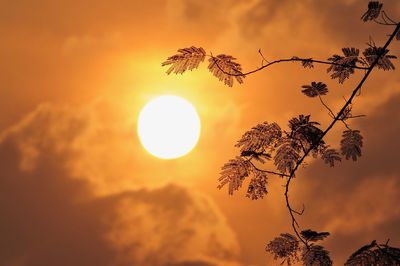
0;104;241;266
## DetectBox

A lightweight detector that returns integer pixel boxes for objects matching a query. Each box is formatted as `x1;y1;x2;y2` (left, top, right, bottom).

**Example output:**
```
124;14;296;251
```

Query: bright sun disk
137;95;201;159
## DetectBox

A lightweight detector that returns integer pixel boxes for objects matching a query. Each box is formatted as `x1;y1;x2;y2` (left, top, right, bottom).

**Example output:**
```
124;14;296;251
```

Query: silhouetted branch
209;56;369;78
374;19;397;26
284;22;400;247
249;160;290;177
347;114;366;119
318;95;335;118
382;10;398;24
162;3;400;263
258;49;270;66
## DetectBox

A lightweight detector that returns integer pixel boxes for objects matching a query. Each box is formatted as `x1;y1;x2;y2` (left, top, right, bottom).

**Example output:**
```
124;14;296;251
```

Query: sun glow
137;95;201;159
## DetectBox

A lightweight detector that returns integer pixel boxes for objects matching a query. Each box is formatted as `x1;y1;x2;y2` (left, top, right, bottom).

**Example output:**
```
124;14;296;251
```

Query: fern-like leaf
327;48;360;83
162;46;206;74
266;233;300;266
236;122;282;155
363;46;396;70
361;1;383;22
302;58;314;68
274;138;301;174
301;229;330;242
320;148;341;167
208;54;244;87
289;115;324;148
345;241;400;266
340;129;363;161
302;245;333;266
246;170;268;200
301;82;328;97
218;157;251;195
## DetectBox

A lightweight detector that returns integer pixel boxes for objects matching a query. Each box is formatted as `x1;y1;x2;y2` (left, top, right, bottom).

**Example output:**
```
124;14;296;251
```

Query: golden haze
1;1;400;265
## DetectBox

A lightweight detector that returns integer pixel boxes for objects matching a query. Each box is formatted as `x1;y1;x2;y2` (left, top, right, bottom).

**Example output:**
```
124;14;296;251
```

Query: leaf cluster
218;156;269;200
218;98;362;197
345;241;400;265
162;47;244;87
266;230;333;266
267;232;400;266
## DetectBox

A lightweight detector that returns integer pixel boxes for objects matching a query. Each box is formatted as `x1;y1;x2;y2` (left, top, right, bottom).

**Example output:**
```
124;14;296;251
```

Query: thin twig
249;160;290;177
318;95;335;118
382;10;397;24
347;114;366;119
373;19;397;26
341;119;351;130
258;49;270;66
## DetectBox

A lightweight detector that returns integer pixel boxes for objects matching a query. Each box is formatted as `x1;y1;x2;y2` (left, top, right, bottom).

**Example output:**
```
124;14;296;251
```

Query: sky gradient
1;0;400;265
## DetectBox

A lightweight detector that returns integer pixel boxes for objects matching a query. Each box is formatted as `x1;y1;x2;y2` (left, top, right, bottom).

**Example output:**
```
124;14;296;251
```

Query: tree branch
249;160;290;177
284;22;400;246
208;56;369;78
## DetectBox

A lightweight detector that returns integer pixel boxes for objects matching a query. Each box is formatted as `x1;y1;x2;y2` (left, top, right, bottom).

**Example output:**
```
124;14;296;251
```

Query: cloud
0;104;241;266
165;0;238;39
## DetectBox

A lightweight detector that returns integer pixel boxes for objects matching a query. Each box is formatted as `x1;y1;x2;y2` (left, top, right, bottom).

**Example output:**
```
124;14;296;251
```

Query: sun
137;95;201;159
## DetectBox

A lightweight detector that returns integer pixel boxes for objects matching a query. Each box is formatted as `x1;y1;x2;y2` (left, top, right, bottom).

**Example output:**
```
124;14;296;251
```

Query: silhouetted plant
162;1;400;265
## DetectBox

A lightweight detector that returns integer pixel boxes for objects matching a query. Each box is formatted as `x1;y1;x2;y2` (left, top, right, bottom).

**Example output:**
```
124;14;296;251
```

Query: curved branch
284;22;400;247
208;56;369;77
382;10;398;25
249;160;290;177
373;19;397;26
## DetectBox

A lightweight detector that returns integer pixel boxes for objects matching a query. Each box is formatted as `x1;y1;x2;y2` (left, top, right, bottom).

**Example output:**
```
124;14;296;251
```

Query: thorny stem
284;22;400;247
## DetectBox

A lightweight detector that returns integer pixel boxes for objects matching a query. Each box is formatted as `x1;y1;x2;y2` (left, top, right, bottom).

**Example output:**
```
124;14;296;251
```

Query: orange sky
1;1;400;265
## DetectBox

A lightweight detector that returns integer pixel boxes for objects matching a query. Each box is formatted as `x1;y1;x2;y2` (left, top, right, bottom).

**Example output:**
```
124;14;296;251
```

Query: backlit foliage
300;229;330;242
345;241;400;266
361;1;383;21
274;137;302;174
246;170;268;200
301;245;333;266
266;233;300;266
340;129;363;161
320;147;341;167
162;46;206;74
301;82;328;97
235;122;281;162
218;156;250;195
363;46;396;70
163;1;400;265
327;48;361;83
208;55;244;87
